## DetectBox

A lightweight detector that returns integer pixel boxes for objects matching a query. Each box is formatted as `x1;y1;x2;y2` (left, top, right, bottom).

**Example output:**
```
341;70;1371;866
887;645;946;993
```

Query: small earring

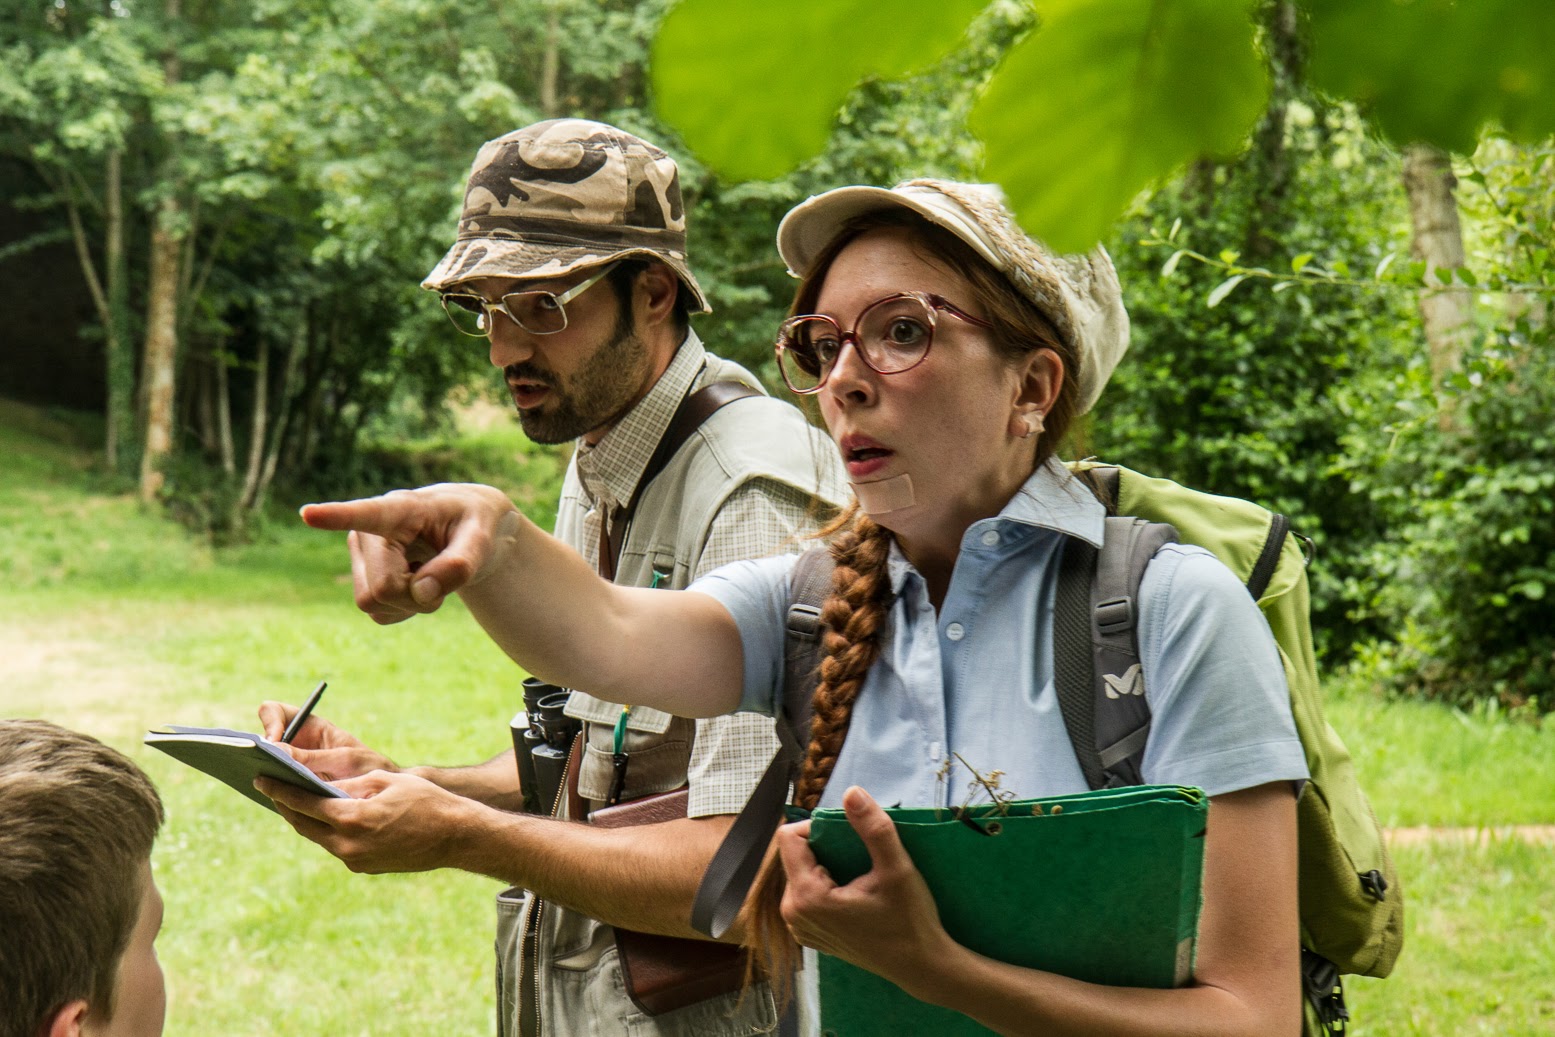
1024;411;1045;438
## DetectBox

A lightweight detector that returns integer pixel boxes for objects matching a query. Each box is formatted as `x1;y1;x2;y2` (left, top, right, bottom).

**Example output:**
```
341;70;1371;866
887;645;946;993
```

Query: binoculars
511;677;583;815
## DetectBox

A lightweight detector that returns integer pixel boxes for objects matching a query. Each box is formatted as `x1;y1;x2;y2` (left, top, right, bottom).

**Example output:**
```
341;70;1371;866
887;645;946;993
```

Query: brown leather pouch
589;789;754;1016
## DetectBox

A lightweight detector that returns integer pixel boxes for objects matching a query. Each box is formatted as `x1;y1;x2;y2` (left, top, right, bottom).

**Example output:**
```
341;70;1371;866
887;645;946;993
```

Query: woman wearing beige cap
297;180;1306;1036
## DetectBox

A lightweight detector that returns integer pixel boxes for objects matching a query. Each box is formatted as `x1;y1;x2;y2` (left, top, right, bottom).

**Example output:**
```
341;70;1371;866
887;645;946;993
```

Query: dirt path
0;606;178;739
1386;825;1555;847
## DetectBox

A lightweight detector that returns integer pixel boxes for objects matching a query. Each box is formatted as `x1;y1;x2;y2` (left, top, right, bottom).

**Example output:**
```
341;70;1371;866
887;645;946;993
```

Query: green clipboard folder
808;784;1208;1037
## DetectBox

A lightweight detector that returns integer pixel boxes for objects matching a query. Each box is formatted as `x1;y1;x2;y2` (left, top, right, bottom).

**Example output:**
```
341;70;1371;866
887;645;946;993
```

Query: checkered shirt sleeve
685;477;820;817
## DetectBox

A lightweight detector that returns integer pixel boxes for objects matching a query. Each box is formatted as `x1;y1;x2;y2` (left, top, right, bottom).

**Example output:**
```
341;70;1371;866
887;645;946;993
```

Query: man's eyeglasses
439;261;620;337
774;291;993;394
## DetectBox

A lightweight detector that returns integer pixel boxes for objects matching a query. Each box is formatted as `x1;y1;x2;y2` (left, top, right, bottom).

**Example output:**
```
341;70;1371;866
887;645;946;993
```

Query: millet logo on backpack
1103;664;1144;699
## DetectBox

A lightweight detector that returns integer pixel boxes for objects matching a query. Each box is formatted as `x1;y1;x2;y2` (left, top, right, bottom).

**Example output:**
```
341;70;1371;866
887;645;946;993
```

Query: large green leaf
650;0;987;181
972;0;1267;253
1306;0;1555;153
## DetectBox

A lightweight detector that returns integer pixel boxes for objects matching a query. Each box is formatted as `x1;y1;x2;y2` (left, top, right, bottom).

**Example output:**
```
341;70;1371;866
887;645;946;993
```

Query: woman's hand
300;483;522;625
776;785;952;1000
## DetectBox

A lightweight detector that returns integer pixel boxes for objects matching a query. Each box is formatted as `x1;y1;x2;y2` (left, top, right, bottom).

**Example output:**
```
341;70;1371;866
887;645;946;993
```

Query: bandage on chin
851;474;915;515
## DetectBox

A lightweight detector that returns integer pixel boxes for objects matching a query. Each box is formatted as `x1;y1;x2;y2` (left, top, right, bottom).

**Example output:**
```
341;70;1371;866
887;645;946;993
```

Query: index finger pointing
300;498;399;534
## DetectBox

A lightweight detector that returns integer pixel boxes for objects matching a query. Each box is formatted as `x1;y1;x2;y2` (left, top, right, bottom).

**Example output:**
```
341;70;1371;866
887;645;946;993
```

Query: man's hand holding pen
259;699;400;784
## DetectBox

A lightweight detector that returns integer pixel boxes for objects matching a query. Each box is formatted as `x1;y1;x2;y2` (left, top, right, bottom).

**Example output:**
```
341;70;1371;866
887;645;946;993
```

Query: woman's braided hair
744;502;893;990
743;208;1093;993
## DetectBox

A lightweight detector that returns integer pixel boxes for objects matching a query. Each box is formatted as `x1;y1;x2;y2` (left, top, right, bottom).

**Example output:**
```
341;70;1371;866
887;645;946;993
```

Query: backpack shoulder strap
1054;513;1179;789
782;546;835;745
689;545;833;939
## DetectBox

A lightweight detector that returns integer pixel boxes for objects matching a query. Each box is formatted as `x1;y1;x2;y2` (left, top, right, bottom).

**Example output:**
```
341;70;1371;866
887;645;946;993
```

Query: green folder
808;784;1208;1037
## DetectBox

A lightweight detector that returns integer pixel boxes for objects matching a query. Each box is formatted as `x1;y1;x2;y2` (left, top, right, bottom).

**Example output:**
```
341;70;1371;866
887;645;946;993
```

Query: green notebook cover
808;784;1208;1037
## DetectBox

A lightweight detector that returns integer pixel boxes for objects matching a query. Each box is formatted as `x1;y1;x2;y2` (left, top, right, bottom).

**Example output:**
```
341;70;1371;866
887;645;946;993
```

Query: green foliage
155;453;257;546
651;0;988;182
5;0;1553;713
1331;138;1555;709
1306;0;1555;153
651;0;1555;253
1094;104;1417;656
975;0;1268;253
357;420;571;529
0;15;161;160
674;1;1032;375
1344;322;1555;708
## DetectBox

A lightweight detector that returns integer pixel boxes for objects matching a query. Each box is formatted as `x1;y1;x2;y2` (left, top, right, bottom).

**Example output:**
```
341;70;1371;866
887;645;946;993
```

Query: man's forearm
410;750;526;813
448;803;743;941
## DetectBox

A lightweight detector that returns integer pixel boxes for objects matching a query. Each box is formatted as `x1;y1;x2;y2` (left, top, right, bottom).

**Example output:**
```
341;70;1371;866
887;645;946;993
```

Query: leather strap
690;715;805;938
589;786;759;1016
599;380;763;581
689;546;835;939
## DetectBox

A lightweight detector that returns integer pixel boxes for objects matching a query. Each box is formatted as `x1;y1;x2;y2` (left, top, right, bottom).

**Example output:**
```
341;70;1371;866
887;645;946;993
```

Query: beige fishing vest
499;351;844;1037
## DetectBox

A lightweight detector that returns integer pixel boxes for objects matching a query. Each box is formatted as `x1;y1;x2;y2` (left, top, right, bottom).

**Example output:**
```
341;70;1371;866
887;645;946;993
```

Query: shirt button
980;530;1000;547
946;622;965;641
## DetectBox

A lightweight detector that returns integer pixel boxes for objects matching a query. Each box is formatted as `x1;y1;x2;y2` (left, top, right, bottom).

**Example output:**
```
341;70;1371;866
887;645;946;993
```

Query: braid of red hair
742;506;895;997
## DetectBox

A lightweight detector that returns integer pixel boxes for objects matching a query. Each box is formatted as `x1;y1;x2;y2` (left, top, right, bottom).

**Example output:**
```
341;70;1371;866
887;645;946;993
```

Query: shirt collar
997;458;1108;546
883;458;1106;594
573;330;706;510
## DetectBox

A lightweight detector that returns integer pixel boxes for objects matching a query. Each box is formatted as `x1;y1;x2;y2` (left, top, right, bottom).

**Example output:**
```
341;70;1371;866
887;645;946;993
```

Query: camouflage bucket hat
777;178;1129;414
422;119;710;313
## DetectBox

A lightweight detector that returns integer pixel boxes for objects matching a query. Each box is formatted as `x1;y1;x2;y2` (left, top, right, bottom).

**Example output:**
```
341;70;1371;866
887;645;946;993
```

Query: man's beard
508;306;651;445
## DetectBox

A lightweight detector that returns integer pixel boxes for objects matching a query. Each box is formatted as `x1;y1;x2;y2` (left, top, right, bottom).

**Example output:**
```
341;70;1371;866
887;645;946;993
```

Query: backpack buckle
1094;596;1134;636
786;603;824;640
1359;869;1389;901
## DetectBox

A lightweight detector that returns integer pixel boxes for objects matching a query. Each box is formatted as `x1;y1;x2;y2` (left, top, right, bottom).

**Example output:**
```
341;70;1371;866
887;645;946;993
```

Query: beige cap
777;178;1128;414
423;119;710;313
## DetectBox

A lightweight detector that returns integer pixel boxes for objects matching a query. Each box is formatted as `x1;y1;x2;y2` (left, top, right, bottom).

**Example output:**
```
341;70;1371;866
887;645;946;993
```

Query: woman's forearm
906;942;1299;1037
457;502;746;718
302;484;746;718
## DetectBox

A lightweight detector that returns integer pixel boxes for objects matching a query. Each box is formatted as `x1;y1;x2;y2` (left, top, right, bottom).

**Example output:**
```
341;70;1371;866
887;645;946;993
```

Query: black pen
281;681;327;743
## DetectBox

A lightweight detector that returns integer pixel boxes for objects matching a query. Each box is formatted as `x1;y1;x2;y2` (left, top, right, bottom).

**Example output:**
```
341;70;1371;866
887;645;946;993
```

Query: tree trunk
195;353;217;457
216;347;235;475
285;325;327;477
138;196;183;502
238;336;270;512
140;0;185;501
50;154;133;475
1402;143;1474;420
540;2;560;115
104;148;135;475
253;321;308;512
1244;0;1301;261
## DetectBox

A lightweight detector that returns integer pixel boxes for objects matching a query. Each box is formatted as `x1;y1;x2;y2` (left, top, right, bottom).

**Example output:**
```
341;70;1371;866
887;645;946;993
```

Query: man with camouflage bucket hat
424;119;708;311
256;119;846;1037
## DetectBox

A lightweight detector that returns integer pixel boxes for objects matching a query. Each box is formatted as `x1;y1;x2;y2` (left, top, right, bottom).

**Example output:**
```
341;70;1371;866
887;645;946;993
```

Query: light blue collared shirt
691;460;1308;810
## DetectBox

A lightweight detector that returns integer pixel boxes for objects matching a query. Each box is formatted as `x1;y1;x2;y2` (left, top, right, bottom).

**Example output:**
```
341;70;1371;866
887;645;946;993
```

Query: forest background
2;0;1554;1032
5;0;1552;706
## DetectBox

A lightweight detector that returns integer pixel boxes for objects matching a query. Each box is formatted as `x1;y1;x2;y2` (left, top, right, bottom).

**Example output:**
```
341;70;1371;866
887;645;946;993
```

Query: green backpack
1063;464;1403;1035
689;463;1403;1036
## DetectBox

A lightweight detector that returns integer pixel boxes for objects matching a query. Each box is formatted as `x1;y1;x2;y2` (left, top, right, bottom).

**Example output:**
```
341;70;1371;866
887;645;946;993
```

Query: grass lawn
4;401;1554;1035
